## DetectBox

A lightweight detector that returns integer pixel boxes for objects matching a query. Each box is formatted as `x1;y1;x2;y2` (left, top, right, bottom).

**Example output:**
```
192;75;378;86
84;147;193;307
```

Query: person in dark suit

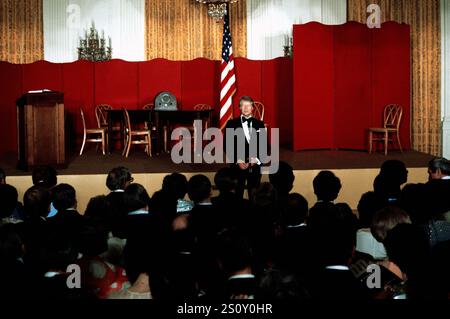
216;230;257;299
211;167;252;232
46;184;84;239
105;166;133;238
224;96;267;201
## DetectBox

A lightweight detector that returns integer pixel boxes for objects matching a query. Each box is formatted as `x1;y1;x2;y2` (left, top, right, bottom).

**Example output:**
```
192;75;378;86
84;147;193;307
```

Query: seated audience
211;167;252;232
371;206;412;243
399;183;428;224
0;169;25;221
250;182;281;271
84;195;126;266
21;186;51;277
111;238;168;300
423;158;450;221
311;171;341;205
307;203;367;299
32;166;58;218
216;231;257;299
376;160;408;205
0;223;29;298
276;193;310;273
151;173;191;239
105;166;134;238
384;224;440;299
427;157;450;181
36;228;93;299
77;223;130;299
258;268;310;300
371;206;412;279
46;184;84;250
269;161;295;204
155;173;192;214
0;184;23;225
356;192;387;260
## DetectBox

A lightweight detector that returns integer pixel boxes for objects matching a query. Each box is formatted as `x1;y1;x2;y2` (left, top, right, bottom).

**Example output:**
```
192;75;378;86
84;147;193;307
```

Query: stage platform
0;148;434;176
1;148;434;213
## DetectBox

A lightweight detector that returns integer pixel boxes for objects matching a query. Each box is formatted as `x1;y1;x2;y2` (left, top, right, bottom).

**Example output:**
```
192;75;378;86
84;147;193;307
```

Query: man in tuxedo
224;96;266;201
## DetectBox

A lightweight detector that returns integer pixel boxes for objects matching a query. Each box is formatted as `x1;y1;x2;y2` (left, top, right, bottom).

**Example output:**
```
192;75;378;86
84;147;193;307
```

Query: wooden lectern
17;92;66;171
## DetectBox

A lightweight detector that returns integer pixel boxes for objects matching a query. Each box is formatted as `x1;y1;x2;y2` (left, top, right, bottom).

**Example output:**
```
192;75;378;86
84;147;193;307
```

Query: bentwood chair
95;104;121;148
253;101;265;121
79;108;107;156
122;109;152;158
189;104;212;153
253;101;269;130
142;103;160;154
368;104;403;156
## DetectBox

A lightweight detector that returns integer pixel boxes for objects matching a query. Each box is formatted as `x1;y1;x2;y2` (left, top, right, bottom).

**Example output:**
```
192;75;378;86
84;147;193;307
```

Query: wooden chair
122;109;152;158
253;101;265;121
253;101;269;130
142;103;161;155
142;103;156;130
95;104;112;128
368;104;403;155
79;108;107;156
190;104;212;153
95;104;121;145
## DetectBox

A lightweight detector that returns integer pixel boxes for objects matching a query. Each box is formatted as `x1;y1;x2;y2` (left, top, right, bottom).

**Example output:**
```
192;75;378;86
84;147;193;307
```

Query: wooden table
106;109;213;155
153;109;213;154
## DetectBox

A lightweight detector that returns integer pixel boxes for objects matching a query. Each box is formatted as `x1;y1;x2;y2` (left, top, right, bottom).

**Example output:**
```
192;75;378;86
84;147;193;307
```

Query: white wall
247;0;347;60
43;0;145;62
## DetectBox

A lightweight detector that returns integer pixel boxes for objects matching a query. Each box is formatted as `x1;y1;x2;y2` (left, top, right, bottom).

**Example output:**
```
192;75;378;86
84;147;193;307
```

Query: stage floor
0;148;435;176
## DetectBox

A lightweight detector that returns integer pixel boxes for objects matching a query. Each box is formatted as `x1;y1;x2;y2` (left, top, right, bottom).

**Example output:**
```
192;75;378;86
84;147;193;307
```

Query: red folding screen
293;21;411;151
0;57;293;156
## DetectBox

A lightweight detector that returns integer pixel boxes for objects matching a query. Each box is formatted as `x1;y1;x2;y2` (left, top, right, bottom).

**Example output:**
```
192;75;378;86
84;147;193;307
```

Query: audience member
0;223;28;298
312;171;341;203
106;166;133;238
375;160;408;204
216;231;257;299
32;166;58;218
269;161;295;203
211;167;252;232
77;223;130;299
307;203;367;299
0;184;22;225
46;183;84;251
384;224;438;299
276;193;311;274
427;157;450;181
371;206;411;243
356;192;387;260
32;166;58;188
84;195;125;265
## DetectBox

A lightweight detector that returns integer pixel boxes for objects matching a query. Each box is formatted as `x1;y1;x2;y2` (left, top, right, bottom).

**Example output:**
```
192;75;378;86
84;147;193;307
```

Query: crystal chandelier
77;22;112;62
196;0;238;21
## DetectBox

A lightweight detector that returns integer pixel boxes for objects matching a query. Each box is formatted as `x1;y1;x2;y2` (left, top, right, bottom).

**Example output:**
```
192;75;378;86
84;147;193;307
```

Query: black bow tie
242;117;252;124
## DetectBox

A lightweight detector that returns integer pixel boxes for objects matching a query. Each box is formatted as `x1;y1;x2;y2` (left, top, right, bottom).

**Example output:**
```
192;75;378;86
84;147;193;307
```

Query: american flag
219;6;236;130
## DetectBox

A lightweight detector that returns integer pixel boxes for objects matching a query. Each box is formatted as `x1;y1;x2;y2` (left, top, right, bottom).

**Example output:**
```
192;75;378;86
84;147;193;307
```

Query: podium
17;92;66;170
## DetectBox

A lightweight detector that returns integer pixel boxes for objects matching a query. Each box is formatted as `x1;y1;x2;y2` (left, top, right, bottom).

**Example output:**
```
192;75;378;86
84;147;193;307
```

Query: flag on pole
219;5;236;130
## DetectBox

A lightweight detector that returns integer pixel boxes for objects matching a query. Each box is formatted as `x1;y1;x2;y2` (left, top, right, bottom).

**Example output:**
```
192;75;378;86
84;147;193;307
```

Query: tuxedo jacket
224;117;267;164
